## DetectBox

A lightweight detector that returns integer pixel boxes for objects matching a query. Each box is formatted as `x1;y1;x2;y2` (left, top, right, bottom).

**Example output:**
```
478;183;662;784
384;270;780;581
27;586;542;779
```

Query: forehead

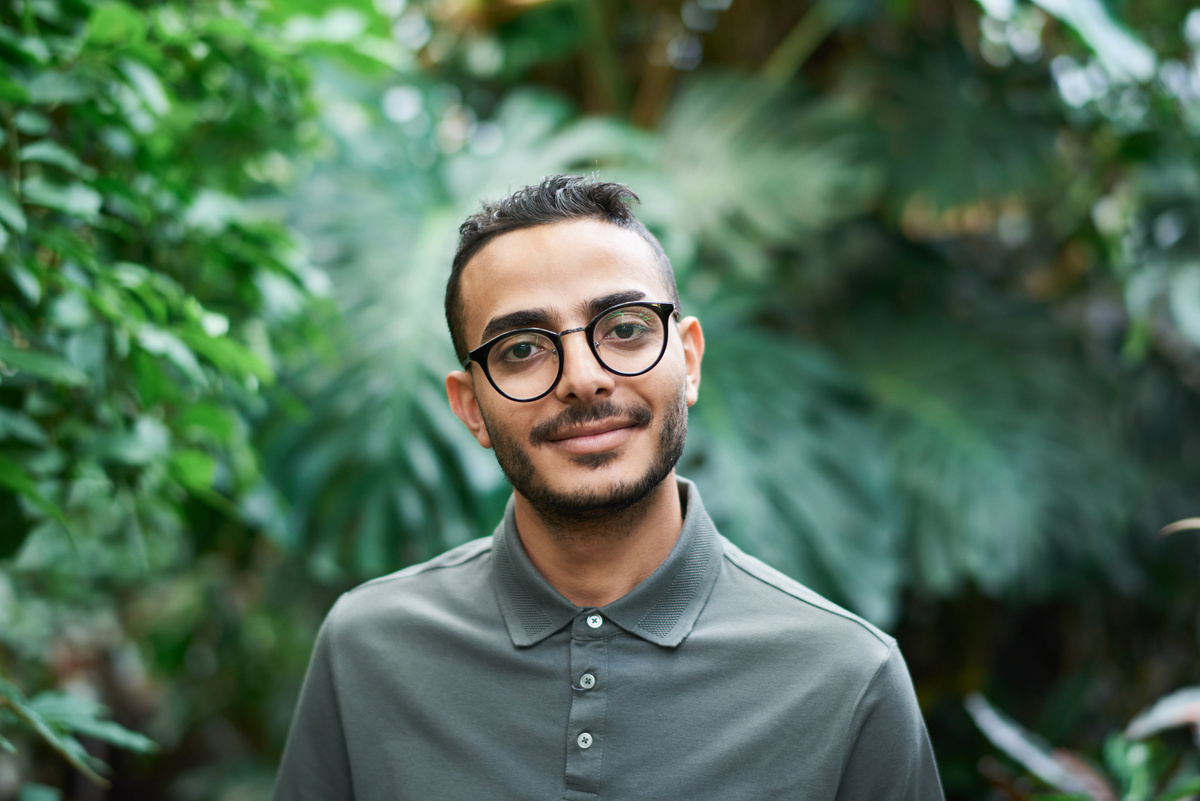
457;218;670;346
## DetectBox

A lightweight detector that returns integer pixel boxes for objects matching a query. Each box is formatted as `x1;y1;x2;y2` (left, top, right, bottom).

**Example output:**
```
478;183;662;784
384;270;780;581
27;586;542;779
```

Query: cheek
477;397;542;444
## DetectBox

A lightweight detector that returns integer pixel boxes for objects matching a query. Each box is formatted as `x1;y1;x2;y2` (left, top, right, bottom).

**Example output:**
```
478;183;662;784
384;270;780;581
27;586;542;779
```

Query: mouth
545;419;639;454
546;419;636;442
529;401;654;456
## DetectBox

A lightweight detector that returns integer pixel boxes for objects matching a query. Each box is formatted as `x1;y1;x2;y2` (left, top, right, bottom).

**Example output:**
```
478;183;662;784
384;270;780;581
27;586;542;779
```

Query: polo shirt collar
492;477;722;649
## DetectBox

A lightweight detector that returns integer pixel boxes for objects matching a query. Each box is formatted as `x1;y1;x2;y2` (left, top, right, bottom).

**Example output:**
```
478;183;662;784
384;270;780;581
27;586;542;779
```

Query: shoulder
714;535;895;664
326;536;495;632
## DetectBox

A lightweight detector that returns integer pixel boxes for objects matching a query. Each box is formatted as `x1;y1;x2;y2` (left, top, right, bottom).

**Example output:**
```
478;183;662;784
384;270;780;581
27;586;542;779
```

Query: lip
545;420;637;454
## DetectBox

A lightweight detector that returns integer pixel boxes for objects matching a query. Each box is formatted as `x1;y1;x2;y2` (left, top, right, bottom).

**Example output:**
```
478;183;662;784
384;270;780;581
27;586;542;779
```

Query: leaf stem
0;691;111;788
760;0;848;85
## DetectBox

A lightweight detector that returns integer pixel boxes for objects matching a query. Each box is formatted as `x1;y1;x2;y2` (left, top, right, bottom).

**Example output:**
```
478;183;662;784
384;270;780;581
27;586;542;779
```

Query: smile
545;421;638;455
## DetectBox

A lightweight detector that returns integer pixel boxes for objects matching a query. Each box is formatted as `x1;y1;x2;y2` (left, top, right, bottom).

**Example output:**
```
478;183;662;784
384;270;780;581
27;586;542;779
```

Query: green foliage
967;689;1200;799
0;0;329;787
0;679;154;787
1;0;1198;795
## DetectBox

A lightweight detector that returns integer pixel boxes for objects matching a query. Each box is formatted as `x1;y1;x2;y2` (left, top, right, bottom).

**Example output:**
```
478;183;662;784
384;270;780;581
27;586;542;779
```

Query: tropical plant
0;0;342;791
967;688;1200;800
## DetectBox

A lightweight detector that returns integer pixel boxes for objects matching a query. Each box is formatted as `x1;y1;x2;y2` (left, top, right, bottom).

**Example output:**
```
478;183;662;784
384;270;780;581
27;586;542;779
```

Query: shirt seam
341;537;494;598
721;549;892;648
325;596;356;797
834;640;897;793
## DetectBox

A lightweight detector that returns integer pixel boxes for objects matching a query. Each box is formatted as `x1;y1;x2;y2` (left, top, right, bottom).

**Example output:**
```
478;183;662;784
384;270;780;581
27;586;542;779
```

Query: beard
482;388;689;531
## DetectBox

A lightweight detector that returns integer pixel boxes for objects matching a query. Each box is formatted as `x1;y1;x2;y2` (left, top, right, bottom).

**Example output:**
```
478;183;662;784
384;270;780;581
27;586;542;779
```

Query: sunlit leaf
965;692;1099;795
19;141;95;178
87;2;148;46
27;692;156;753
1032;0;1156;82
23;70;92;105
1125;687;1200;741
20;178;102;221
137;326;206;385
177;404;236;446
169;449;217;492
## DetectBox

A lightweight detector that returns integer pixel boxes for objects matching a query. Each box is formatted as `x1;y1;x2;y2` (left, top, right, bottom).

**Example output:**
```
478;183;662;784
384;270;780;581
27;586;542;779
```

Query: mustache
529;400;654;445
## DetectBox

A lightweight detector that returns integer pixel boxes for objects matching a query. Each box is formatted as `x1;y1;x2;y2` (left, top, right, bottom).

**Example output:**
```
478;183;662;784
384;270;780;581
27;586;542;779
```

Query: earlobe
445;370;493;449
678;316;704;406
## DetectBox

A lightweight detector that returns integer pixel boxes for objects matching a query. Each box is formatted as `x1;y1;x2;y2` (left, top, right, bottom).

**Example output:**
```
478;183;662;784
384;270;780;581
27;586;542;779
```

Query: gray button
586;614;603;629
579;672;596;690
577;732;593;749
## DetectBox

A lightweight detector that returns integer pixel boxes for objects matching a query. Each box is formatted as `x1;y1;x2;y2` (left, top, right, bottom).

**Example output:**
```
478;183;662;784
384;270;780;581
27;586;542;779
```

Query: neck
512;474;684;608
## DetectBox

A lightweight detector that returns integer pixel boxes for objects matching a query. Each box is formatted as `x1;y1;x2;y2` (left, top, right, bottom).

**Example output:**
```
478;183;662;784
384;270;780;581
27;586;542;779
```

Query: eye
611;322;644;339
599;311;653;343
493;332;554;366
505;342;535;360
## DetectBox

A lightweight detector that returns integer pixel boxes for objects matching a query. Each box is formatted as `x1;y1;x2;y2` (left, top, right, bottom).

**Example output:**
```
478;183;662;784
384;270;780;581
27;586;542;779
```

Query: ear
677;316;704;406
446;369;493;449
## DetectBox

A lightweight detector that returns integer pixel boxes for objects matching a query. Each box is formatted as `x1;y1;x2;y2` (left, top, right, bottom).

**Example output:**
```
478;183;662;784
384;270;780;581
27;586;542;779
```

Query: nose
554;329;615;403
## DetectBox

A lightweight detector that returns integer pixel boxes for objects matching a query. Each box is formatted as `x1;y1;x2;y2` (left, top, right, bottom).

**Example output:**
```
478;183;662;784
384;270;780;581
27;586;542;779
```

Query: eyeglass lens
486;304;667;401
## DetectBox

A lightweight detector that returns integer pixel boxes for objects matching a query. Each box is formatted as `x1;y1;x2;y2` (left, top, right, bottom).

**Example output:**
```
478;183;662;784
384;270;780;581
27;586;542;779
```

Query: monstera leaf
683;324;902;626
840;312;1136;598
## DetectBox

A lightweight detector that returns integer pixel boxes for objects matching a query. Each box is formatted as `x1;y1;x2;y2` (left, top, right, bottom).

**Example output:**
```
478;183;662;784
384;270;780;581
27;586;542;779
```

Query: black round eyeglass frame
464;301;679;403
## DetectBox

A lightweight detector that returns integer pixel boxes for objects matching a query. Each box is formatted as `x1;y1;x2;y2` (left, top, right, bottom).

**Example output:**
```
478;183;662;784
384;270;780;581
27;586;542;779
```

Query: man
273;175;944;800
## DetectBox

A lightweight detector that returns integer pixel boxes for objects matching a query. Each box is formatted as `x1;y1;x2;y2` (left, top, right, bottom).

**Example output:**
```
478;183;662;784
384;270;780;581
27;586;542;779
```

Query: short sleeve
272;601;355;801
835;642;944;801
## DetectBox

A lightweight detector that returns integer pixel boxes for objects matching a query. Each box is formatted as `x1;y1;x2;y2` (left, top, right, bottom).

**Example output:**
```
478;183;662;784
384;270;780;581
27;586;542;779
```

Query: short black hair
445;174;679;365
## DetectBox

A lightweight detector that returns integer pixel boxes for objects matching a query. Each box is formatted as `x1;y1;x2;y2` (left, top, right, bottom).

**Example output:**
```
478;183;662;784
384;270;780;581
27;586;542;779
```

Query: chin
485;386;690;526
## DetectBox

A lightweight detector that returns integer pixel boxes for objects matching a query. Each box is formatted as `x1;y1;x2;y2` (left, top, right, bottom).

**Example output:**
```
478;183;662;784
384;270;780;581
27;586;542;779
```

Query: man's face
446;218;703;526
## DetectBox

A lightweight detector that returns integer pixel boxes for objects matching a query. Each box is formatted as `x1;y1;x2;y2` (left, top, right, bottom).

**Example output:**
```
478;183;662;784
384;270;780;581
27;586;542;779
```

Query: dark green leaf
1159;779;1200;801
0;341;88;386
179;330;273;382
0;75;30;103
0;455;68;525
0;183;28;234
0;409;48;444
177;403;236;446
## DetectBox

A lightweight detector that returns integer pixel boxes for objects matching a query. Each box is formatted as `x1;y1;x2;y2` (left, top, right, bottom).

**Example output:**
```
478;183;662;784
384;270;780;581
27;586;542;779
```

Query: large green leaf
685;325;901;625
842;314;1135;597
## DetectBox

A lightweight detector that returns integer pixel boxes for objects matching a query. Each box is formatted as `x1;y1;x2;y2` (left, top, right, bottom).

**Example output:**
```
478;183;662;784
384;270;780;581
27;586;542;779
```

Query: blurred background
2;0;1199;798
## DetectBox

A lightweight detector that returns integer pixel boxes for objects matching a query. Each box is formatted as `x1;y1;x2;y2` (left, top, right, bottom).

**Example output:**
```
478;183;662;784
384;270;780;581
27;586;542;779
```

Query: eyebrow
480;309;554;344
478;290;649;345
582;291;647;320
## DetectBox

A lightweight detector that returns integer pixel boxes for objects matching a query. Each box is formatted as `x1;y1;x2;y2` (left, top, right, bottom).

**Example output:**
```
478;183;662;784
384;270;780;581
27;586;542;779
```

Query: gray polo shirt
273;478;943;800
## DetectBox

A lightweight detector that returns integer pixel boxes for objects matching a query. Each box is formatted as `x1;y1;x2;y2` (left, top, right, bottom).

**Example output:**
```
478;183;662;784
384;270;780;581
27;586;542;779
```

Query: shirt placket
563;610;610;800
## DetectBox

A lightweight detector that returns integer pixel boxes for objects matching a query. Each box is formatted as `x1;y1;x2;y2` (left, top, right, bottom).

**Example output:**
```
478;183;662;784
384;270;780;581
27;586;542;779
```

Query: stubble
483;390;689;533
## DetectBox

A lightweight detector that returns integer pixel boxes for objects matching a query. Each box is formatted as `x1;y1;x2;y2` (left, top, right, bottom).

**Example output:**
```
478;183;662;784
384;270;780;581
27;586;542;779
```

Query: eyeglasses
465;301;679;402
